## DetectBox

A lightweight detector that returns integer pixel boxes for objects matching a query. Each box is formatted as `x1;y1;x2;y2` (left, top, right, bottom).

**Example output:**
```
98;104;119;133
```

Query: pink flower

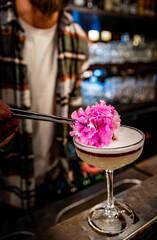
70;101;121;147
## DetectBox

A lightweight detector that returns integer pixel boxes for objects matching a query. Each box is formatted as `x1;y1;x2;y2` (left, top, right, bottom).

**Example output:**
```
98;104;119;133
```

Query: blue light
72;11;81;24
89;76;98;83
71;11;101;32
90;14;101;32
94;69;103;77
121;32;130;43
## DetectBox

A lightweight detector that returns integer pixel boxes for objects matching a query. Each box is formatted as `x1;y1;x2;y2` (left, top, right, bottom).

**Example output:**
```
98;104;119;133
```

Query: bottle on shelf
144;0;151;16
138;0;145;15
122;0;130;14
86;0;99;9
86;0;93;8
129;0;138;15
103;0;113;11
72;0;157;17
148;0;156;17
112;0;122;12
98;0;104;9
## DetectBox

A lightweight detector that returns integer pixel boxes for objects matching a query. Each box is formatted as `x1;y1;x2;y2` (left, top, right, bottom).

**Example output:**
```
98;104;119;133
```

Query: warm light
133;34;142;46
83;70;93;78
73;0;85;6
88;30;100;42
101;31;112;41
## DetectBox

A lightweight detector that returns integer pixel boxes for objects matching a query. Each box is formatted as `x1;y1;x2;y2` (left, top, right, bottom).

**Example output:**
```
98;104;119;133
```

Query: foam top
74;126;145;154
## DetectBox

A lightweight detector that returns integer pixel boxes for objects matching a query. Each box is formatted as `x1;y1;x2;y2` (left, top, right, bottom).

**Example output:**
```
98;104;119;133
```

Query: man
0;0;89;210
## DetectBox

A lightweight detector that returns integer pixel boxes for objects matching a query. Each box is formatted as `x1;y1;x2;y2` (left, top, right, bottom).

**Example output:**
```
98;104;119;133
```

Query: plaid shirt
0;0;88;209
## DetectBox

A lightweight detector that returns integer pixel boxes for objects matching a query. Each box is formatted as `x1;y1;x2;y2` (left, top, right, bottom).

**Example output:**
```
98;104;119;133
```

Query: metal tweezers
9;107;75;125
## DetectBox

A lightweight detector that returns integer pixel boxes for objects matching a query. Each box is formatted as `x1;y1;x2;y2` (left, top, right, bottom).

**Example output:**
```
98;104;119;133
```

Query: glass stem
106;170;114;209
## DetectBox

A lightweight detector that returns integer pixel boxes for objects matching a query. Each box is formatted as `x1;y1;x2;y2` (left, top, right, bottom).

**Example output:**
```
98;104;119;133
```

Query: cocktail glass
73;125;145;234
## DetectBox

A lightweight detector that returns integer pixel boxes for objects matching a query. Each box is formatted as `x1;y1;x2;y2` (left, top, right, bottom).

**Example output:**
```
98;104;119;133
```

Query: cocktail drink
74;126;144;171
73;126;145;234
70;101;145;234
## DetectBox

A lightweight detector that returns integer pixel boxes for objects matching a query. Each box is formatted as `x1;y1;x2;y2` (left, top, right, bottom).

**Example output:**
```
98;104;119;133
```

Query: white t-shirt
19;18;58;179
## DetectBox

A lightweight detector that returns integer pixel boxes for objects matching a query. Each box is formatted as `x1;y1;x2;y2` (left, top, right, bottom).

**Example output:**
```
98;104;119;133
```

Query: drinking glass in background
89;41;157;65
81;74;157;107
80;76;105;107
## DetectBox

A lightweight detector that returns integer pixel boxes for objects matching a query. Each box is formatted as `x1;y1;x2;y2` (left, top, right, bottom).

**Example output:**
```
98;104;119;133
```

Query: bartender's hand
0;100;20;148
81;162;101;178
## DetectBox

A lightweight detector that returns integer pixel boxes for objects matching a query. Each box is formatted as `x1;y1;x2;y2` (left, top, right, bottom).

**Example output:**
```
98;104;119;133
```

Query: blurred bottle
86;0;93;8
138;0;145;15
86;0;98;8
144;0;151;16
112;0;122;12
98;0;104;9
103;0;113;11
130;0;138;14
122;0;130;14
149;0;156;17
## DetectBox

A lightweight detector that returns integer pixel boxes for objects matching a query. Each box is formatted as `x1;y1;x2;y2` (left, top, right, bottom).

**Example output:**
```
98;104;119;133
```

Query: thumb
0;106;11;122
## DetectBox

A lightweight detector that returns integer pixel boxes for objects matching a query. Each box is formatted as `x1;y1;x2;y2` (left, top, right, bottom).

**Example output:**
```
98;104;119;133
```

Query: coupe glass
73;125;145;234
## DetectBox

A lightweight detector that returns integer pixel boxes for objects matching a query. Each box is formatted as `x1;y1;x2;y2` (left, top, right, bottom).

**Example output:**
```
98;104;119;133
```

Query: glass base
88;201;134;235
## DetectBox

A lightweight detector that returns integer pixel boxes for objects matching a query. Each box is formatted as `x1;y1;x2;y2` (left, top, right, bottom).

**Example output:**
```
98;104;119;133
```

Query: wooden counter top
29;174;157;240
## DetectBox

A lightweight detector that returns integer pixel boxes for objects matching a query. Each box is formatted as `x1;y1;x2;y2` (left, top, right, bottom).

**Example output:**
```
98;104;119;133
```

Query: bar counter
0;155;156;239
28;155;157;240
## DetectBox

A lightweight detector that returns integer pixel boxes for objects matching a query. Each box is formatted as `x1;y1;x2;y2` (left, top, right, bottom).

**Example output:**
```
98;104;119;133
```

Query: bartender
0;0;89;211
